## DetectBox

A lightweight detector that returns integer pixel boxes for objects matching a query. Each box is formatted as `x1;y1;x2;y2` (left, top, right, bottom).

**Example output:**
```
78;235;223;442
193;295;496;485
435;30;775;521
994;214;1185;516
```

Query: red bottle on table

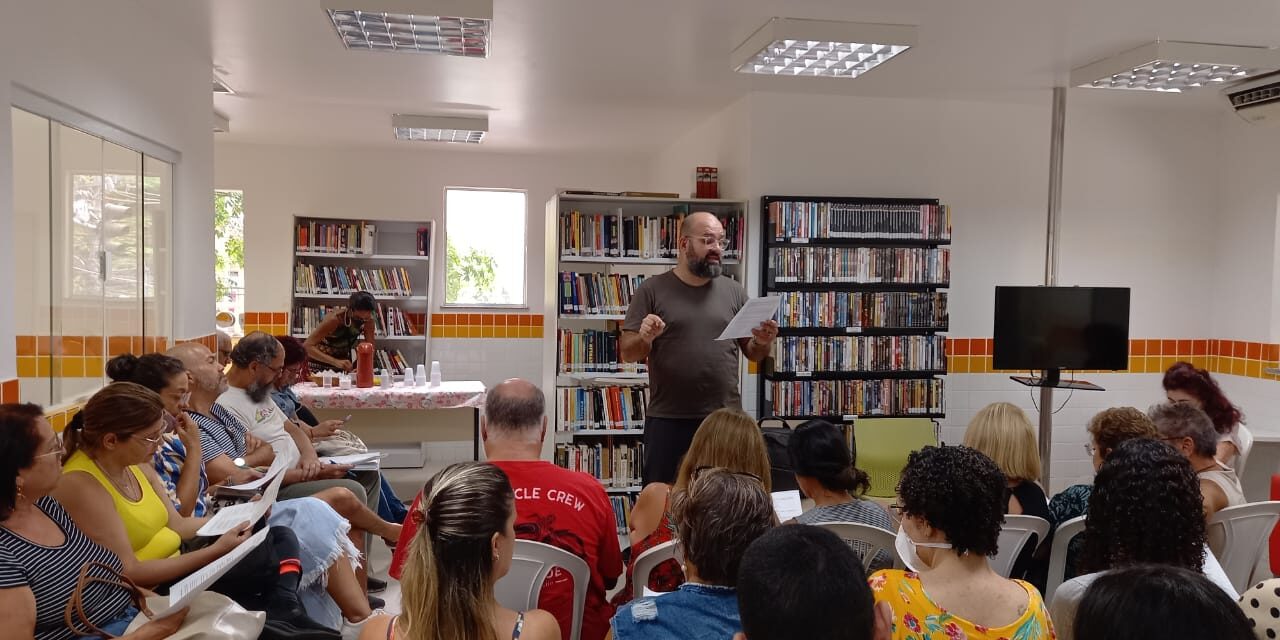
356;342;374;388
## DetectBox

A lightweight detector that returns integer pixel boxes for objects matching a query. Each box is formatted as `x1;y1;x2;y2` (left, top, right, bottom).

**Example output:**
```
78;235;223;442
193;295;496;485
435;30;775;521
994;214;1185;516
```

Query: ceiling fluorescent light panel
1071;41;1280;93
392;114;487;143
731;18;916;79
326;0;492;57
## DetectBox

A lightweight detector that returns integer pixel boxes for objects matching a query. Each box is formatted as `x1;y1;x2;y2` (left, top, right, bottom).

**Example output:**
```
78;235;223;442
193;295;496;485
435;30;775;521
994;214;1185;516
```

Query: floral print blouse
869;570;1055;640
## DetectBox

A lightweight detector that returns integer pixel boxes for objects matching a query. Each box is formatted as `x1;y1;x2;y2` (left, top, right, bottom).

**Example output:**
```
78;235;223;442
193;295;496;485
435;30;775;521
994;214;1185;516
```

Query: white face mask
895;525;952;573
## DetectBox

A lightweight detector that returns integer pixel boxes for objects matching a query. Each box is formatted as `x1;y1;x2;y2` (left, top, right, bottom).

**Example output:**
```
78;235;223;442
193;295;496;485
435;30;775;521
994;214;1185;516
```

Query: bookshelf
758;196;950;423
291;216;436;375
542;192;750;532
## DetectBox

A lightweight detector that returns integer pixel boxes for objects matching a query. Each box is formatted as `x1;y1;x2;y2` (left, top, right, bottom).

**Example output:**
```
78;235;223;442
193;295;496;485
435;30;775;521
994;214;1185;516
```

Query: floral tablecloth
293;381;487;411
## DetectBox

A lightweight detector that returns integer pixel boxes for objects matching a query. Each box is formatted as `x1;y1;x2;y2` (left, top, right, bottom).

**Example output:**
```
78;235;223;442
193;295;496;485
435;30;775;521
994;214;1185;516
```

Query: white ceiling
211;0;1280;154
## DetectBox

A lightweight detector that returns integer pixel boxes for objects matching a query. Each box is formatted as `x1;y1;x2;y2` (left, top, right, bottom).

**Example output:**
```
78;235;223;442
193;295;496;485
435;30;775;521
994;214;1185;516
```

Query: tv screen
992;286;1130;371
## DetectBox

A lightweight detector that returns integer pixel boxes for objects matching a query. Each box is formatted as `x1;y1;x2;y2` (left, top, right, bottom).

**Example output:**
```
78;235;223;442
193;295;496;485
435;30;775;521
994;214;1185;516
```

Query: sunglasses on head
692;465;763;484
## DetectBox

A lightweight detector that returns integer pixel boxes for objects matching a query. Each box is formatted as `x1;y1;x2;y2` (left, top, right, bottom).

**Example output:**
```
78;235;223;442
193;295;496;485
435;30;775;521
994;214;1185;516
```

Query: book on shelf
777;291;948;329
771;335;947;373
609;495;635;536
296;220;376;254
554;441;644;490
558;329;647;374
556;386;648;432
767;378;945;417
559;272;648;315
293;264;414;296
292;304;419;338
559;209;744;259
767;201;951;241
416;226;430;256
769;246;950;284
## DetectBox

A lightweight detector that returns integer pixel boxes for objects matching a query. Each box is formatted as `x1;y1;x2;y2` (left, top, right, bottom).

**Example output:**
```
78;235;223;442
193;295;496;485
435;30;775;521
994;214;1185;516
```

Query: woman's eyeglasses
134;431;164;445
692;465;763;483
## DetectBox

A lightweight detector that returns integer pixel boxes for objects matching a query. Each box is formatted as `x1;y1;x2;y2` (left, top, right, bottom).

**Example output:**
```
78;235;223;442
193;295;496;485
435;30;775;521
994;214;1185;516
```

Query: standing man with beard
620;211;778;484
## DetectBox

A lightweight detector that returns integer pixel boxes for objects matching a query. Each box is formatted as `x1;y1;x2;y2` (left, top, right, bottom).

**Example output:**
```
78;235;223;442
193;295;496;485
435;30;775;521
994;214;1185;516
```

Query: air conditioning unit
1226;71;1280;124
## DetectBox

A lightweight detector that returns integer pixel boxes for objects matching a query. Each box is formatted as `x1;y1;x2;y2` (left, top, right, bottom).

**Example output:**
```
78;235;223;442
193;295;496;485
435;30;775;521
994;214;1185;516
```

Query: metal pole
1040;87;1067;489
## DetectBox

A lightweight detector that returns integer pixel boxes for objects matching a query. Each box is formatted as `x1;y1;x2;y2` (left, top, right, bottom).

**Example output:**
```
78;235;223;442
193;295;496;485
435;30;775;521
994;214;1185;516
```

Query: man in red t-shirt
391;378;623;640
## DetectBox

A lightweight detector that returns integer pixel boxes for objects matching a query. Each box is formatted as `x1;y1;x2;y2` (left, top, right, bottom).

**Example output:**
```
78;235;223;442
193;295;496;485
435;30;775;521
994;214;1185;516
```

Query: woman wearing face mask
868;446;1054;640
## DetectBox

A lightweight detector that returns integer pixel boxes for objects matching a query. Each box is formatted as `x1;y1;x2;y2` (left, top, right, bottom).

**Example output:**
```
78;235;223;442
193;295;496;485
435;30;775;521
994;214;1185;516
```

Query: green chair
855;418;939;498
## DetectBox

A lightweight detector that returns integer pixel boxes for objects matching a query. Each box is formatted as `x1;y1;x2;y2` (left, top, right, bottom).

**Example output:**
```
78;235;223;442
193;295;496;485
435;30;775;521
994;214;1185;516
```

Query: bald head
167;342;206;368
484;378;545;439
679;211;722;238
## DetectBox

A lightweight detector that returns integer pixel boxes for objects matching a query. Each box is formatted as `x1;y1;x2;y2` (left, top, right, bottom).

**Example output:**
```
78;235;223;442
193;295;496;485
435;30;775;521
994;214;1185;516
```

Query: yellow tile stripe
945;337;1280;380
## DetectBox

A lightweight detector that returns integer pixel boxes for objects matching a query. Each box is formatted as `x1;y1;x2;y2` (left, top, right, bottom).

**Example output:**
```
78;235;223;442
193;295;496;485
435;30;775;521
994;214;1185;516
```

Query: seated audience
1149;402;1246;517
1047;407;1157;579
1074;565;1254;640
614;408;772;604
735;524;891;640
1163;360;1248;464
787;419;894;570
108;352;372;631
304;291;377;373
52;382;338;639
391;379;622;640
1238;578;1280;640
358;462;560;640
1049;438;1237;640
0;403;189;640
869;446;1054;640
610;467;777;640
962;402;1052;589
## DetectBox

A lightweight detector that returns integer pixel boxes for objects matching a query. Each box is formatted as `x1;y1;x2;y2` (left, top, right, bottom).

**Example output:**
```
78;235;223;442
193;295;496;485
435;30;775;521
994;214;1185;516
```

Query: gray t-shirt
623;270;748;418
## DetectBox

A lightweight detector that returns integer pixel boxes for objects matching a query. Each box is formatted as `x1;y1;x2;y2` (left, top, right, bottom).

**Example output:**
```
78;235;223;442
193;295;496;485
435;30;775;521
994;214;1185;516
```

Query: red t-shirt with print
390;460;623;640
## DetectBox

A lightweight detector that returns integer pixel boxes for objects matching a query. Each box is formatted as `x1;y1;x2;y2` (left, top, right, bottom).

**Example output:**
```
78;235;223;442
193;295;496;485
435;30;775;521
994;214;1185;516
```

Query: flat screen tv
993;286;1130;371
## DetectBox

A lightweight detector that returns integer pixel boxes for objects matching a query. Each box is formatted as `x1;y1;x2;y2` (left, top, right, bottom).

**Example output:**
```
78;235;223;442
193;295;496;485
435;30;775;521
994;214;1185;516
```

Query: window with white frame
444;188;527;306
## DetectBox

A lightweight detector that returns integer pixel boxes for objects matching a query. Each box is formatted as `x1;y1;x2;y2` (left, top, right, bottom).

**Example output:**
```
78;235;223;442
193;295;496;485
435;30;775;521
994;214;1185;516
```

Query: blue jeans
91;605;139;638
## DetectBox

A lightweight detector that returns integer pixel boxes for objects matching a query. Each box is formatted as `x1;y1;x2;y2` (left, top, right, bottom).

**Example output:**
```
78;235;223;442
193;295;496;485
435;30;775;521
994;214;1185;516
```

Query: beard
246;380;271;403
686;246;723;279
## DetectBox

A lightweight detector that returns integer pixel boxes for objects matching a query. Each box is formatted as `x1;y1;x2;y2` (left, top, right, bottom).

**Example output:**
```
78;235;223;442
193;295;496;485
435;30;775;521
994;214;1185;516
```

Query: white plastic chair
1206;500;1280;593
812;521;903;570
1234;424;1255;478
632;539;683;597
991;515;1051;578
1044;515;1086;602
495;540;590;640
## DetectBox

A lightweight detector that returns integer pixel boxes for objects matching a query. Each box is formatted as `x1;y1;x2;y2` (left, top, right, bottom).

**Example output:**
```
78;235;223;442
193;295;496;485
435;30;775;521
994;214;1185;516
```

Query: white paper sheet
221;447;295;491
715;296;782;341
319;452;383;467
197;468;285;536
154;528;269;616
771;490;803;523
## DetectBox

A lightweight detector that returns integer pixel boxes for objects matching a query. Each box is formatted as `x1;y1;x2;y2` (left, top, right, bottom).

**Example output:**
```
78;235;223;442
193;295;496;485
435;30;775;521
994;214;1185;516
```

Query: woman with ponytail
359;462;559;640
787;419;894;569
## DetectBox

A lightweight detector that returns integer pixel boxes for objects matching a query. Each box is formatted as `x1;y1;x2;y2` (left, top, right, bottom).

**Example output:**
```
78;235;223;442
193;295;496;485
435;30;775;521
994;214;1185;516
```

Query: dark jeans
642;416;707;485
207;526;297;611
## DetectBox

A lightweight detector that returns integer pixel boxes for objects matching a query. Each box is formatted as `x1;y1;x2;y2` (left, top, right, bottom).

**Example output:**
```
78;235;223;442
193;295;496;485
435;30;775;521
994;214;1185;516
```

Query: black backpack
758;418;799;492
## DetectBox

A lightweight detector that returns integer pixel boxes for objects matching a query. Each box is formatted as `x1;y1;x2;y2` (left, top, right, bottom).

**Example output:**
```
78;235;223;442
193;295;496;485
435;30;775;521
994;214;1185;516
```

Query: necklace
91;458;141;501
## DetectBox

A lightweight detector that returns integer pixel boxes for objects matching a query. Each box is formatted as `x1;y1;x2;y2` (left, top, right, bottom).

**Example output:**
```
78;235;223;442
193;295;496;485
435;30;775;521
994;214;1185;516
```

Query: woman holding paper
54;382;341;640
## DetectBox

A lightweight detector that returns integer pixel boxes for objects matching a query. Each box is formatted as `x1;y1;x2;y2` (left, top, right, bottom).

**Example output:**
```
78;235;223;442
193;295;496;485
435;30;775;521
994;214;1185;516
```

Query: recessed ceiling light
213;76;235;95
1071;41;1280;93
326;0;492;57
731;18;916;79
392;114;487;143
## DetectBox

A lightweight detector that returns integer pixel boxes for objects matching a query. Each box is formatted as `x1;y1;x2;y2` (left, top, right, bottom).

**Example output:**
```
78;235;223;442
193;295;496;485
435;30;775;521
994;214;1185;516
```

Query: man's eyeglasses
260;362;283;376
282;365;304;378
684;235;730;250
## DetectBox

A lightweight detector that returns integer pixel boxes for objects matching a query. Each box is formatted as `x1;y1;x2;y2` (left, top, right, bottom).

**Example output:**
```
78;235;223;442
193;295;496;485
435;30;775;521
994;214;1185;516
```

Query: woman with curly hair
868;446;1054;640
1048;438;1237;640
1073;565;1254;640
1163;360;1247;464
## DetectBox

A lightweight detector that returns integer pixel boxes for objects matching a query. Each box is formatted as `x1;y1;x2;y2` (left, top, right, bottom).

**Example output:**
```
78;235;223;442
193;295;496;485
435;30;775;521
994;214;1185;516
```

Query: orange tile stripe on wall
946;338;1280;380
1;378;19;404
242;312;291;337
15;335;172;379
431;313;544;339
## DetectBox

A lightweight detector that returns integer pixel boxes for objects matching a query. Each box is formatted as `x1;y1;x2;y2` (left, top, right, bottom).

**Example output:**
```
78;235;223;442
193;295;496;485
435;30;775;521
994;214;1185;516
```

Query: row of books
609;495;635;536
770;247;950;284
771;336;947;373
559;272;648;315
559;210;745;259
554;441;644;489
766;378;945;417
295;221;376;254
777;291;948;329
555;386;649;431
293;264;415;296
558;329;647;374
365;348;412;375
768;201;951;241
291;304;420;338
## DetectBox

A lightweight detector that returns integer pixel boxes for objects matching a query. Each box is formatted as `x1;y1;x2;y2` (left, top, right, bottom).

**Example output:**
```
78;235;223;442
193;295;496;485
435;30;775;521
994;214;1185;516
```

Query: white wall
1215;113;1280;343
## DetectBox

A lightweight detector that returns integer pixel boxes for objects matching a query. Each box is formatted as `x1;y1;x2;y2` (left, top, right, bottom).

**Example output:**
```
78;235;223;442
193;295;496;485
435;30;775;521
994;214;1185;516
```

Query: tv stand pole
1038;86;1067;490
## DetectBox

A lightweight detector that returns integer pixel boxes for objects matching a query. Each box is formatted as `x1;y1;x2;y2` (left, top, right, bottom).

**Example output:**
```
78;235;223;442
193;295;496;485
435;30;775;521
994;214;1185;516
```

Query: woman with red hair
1162;361;1247;465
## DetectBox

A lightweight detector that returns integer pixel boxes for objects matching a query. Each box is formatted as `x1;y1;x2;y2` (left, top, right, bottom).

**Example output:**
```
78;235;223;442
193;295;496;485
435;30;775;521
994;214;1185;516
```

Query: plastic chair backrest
991;515;1051;578
855;418;938;498
1235;424;1255;478
812;521;903;570
1206;500;1280;593
631;539;682;598
1044;515;1086;602
494;540;590;640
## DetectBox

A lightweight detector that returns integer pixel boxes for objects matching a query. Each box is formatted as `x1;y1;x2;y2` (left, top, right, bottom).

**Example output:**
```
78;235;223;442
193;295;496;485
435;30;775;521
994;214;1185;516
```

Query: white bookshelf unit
291;216;436;374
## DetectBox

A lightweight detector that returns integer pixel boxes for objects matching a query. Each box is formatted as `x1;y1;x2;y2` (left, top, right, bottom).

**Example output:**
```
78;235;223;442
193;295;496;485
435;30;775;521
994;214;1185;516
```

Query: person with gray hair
1149;402;1246;518
389;378;623;640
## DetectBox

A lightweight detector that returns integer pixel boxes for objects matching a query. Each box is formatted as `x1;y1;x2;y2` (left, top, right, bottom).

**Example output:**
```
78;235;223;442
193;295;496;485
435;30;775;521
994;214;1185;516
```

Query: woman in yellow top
869;446;1054;640
54;382;341;639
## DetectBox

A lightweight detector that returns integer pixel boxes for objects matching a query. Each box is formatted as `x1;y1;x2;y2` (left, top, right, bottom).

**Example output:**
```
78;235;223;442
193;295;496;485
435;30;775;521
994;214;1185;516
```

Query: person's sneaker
367;594;385;609
342;609;387;640
366;577;387;594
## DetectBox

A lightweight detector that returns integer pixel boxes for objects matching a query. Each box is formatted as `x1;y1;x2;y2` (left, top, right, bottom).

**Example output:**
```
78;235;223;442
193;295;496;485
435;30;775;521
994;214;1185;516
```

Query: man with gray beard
620;211;778;484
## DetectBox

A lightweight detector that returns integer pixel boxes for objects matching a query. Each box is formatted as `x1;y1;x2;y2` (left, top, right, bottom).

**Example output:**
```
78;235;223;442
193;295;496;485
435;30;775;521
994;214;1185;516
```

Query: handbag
313;429;368;456
758;418;800;492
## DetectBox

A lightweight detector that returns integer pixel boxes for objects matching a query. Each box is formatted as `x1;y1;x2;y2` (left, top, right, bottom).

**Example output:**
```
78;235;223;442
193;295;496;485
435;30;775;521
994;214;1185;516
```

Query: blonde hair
398;462;514;640
672;409;772;493
962;402;1041;483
